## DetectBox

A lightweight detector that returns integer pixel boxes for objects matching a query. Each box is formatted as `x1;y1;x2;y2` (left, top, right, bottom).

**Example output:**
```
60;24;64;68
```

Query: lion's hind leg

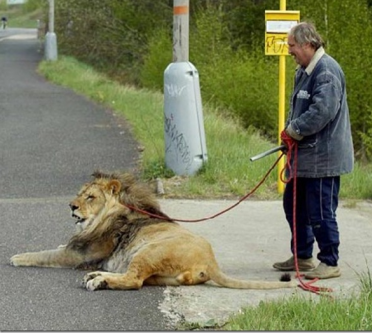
83;253;158;290
145;266;210;286
144;275;183;286
145;270;205;286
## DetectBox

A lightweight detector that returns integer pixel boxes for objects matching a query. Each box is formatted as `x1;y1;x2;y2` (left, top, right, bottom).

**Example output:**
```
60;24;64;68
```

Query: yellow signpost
265;8;300;193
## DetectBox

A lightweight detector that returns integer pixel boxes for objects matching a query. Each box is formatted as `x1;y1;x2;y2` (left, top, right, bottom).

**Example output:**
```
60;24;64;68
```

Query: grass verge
38;55;372;201
225;289;372;331
224;264;372;330
38;56;283;199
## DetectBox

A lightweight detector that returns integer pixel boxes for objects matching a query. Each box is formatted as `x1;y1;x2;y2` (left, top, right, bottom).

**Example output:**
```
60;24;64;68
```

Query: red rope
280;131;332;295
124;152;283;222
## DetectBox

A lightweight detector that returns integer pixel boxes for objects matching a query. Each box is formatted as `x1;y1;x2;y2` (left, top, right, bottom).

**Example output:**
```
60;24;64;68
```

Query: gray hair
289;22;324;49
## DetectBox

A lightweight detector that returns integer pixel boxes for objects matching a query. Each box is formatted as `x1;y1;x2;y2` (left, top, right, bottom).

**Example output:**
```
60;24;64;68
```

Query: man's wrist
286;124;304;140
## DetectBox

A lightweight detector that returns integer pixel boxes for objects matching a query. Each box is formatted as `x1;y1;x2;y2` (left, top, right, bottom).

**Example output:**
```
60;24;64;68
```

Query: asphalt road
0;28;171;331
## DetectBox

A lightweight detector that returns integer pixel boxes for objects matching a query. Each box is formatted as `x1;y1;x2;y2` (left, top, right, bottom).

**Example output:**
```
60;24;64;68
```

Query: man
273;22;354;279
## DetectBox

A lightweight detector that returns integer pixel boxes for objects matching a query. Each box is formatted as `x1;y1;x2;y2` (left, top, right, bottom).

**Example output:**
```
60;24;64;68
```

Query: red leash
280;131;332;295
125;153;283;223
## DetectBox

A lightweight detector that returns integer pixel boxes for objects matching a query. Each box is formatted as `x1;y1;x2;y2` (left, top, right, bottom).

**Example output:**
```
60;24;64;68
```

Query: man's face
287;35;314;67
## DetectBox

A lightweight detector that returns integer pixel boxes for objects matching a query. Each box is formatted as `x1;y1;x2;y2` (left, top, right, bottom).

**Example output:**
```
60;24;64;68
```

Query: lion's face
69;179;121;231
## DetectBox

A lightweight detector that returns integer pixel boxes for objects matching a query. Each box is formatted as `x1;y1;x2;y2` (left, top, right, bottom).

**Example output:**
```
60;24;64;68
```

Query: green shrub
140;28;172;90
39;0;372;159
22;0;45;13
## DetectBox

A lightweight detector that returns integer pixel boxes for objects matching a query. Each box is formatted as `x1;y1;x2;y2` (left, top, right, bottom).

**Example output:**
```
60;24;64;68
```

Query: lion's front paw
10;254;28;267
83;271;109;291
83;271;102;283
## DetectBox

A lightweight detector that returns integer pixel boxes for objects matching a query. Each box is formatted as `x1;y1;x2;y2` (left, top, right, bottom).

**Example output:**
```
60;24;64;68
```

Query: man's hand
280;129;296;152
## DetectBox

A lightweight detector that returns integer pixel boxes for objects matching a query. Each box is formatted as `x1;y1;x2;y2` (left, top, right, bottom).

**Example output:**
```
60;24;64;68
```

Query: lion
10;171;296;291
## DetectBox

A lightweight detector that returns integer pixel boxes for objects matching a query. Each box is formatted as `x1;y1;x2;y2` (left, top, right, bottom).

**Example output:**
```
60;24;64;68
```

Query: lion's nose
69;203;78;211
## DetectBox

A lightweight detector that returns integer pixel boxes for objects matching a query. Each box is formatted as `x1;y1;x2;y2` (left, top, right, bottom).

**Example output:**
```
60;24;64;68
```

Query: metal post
173;0;189;62
277;0;287;193
45;0;58;61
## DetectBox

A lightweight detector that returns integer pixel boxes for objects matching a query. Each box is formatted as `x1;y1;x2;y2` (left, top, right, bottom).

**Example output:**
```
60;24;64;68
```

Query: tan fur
10;171;296;291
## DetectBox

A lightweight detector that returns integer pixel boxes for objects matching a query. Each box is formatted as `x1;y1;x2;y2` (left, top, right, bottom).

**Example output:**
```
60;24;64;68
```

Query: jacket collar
305;46;325;74
296;46;325;76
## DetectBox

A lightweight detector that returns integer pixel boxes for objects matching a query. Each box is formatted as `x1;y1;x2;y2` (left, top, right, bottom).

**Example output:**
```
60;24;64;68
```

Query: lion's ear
107;179;121;195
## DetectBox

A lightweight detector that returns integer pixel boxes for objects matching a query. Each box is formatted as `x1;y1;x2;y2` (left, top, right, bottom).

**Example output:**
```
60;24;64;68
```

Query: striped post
173;0;189;62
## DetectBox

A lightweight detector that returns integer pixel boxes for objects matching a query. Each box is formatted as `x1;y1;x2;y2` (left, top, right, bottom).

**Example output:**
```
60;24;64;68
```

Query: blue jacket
285;47;354;178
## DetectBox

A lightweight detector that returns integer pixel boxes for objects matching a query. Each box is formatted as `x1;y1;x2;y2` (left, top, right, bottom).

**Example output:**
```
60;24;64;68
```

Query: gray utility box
164;61;208;176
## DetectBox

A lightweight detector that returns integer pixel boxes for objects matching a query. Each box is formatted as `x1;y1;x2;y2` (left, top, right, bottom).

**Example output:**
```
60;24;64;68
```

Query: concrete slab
158;199;372;327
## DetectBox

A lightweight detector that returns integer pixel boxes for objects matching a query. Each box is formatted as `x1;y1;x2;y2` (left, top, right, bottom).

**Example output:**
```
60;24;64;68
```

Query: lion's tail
208;264;297;289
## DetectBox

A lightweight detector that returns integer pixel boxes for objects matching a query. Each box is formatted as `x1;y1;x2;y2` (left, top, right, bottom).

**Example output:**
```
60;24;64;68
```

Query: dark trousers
283;176;340;266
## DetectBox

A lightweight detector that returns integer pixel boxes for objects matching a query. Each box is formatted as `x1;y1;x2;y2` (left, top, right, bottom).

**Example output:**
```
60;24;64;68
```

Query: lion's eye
86;195;95;201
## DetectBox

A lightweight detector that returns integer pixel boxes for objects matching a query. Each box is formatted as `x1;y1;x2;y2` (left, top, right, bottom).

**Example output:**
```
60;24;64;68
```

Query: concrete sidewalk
157;199;372;327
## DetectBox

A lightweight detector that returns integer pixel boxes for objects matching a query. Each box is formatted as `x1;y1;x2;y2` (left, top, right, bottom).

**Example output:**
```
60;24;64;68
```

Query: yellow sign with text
265;11;300;56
